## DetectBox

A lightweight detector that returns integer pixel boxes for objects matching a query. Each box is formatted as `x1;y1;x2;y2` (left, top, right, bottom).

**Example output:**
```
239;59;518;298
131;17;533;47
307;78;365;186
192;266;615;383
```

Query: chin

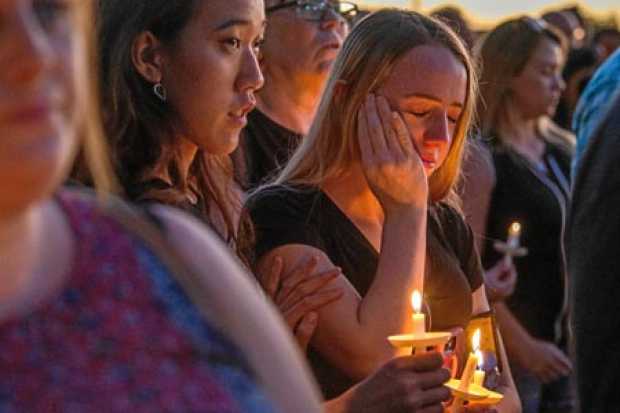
205;133;240;156
0;163;67;218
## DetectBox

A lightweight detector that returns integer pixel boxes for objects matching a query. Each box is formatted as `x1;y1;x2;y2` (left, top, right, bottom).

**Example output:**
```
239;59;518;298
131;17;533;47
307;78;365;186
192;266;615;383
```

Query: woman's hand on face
357;94;428;214
258;255;344;352
484;258;517;302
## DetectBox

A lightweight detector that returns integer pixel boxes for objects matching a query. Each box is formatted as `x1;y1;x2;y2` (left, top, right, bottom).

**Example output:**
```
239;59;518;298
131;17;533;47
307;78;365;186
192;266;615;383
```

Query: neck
0;205;40;291
323;164;385;224
257;67;326;135
501;108;540;146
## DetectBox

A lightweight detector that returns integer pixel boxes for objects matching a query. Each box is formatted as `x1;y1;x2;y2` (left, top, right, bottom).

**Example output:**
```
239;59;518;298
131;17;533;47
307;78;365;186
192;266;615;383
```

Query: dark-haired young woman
96;0;345;351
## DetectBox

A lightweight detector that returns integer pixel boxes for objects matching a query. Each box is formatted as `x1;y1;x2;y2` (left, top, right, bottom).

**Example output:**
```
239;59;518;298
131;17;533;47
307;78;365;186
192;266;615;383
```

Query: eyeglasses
266;0;359;24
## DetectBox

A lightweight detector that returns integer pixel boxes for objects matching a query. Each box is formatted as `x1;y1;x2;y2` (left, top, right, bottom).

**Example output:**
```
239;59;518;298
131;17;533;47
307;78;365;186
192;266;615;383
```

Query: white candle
507;222;521;248
411;290;425;336
458;329;481;392
472;350;485;386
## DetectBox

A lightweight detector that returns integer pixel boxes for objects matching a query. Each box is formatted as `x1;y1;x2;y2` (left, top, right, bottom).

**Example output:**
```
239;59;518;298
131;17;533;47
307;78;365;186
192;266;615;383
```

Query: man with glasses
234;0;355;189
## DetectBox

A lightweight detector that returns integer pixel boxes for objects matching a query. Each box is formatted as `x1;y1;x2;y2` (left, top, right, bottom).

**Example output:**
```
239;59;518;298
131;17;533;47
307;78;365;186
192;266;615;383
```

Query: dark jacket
567;91;620;412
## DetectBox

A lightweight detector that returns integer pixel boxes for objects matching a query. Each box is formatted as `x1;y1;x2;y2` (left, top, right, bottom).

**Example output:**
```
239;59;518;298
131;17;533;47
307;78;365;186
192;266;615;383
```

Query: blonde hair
71;0;119;194
476;17;575;154
275;9;477;204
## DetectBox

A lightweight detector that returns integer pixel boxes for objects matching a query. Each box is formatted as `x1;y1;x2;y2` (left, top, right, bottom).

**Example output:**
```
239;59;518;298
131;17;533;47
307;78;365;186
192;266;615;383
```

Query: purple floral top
0;190;280;413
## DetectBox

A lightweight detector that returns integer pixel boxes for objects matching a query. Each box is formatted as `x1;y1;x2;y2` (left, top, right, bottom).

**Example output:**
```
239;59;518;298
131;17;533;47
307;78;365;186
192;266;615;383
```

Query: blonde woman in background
469;16;575;413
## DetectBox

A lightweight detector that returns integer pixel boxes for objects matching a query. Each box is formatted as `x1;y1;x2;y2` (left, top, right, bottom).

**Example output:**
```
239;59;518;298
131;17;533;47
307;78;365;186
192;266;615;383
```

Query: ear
131;31;166;84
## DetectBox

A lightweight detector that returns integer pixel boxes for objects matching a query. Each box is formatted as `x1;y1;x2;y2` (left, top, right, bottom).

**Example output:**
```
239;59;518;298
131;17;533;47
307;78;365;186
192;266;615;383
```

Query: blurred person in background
571;48;620;178
567;91;620;413
430;6;475;51
542;10;585;50
553;46;599;130
592;28;620;62
234;0;354;189
474;16;575;413
0;0;323;411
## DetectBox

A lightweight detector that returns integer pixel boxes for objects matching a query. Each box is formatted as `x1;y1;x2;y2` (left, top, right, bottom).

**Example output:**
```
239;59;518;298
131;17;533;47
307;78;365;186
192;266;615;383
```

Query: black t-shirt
246;184;483;399
233;109;303;190
482;141;571;343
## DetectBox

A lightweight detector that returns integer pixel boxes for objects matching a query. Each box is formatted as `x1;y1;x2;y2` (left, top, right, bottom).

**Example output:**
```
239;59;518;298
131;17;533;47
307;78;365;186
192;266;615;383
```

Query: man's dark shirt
567;91;620;412
233;109;303;190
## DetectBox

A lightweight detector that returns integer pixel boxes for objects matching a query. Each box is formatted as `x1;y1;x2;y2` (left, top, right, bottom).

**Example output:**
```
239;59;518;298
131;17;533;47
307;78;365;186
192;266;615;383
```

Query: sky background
358;1;619;26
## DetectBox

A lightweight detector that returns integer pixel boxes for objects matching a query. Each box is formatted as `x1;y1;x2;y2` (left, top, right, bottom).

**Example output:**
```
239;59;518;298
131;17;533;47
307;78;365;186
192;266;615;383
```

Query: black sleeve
438;203;484;292
245;186;326;262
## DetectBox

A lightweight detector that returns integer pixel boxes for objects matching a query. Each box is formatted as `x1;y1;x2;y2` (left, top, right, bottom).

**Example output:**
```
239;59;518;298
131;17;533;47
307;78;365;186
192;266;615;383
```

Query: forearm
314;206;427;379
494;302;532;367
358;206;427;340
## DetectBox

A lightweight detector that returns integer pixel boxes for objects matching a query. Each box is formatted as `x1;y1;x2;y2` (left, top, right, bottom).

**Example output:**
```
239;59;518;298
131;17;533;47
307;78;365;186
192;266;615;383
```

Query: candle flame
472;329;481;352
509;222;521;235
476;349;484;369
411;290;422;314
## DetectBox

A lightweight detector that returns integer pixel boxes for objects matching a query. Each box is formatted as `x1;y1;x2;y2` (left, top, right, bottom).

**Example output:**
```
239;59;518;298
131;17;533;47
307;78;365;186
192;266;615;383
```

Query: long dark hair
96;0;247;250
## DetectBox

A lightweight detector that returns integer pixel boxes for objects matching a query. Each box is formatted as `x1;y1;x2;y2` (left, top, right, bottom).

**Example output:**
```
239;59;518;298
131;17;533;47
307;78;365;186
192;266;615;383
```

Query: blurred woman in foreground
0;1;320;410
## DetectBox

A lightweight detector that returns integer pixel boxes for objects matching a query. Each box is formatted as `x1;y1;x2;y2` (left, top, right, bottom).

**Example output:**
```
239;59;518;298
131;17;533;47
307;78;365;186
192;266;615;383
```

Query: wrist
383;202;427;220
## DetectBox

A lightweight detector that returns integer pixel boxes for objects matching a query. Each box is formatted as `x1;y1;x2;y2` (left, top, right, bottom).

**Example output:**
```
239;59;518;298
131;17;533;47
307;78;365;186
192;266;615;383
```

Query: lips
228;99;256;127
420;148;440;169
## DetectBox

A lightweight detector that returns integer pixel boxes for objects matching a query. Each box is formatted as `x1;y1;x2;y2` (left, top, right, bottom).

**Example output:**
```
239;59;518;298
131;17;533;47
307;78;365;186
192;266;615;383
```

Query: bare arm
460;142;496;252
495;301;571;384
152;205;323;413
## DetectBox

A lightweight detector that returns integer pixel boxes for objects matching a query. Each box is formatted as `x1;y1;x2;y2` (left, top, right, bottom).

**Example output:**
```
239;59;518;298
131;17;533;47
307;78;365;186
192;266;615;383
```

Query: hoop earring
153;83;167;102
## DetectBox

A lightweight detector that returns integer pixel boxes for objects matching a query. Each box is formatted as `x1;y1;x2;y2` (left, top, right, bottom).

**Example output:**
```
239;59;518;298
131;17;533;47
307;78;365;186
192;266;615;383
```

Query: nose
236;47;265;93
3;7;56;88
423;112;451;147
